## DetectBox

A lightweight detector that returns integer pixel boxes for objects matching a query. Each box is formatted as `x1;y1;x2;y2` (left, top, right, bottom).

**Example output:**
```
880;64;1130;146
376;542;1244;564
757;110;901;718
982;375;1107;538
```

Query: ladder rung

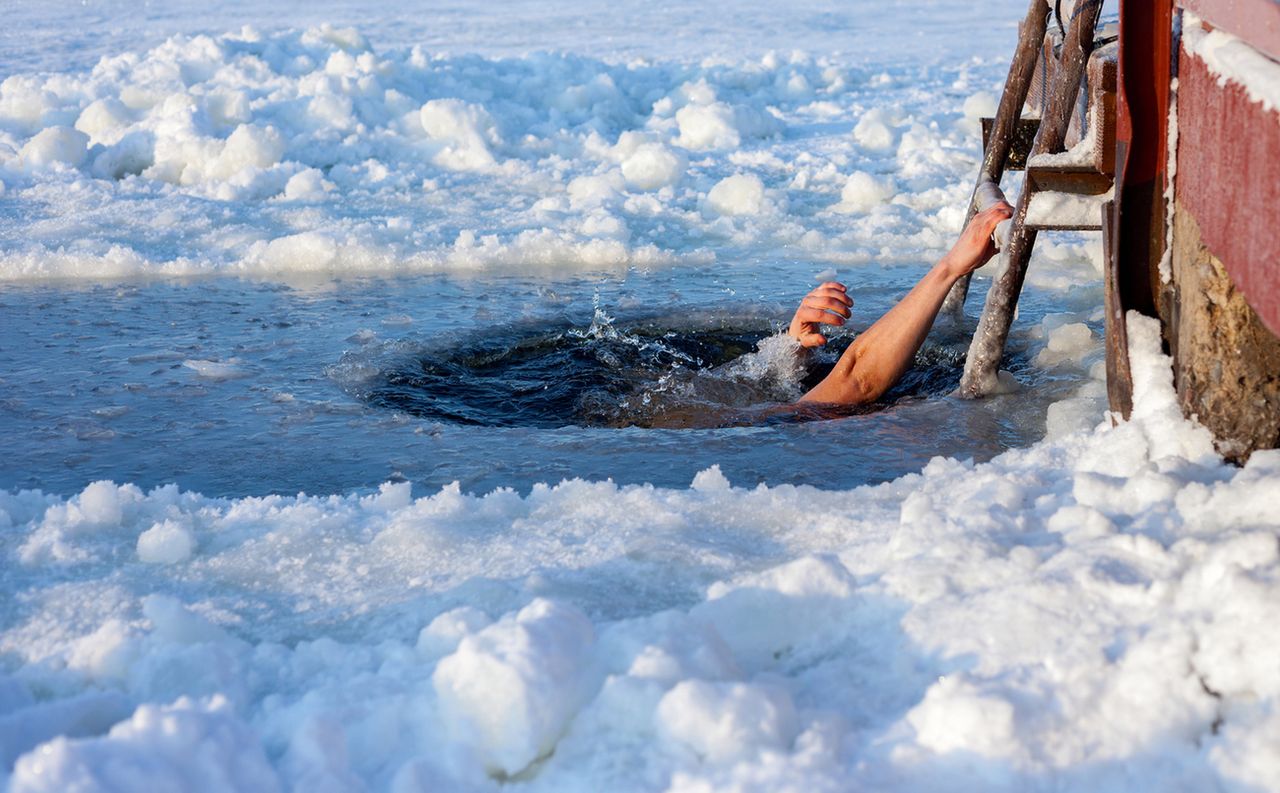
1025;220;1103;231
1026;164;1113;195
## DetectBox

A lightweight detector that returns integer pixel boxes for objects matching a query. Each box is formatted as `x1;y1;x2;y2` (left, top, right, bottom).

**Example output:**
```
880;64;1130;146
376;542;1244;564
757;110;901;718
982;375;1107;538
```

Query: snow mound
419;98;501;171
657;680;799;765
433;599;596;776
9;696;278;793
836;170;895;212
136;519;196;564
854;107;899;151
19;126;89;170
621;143;685;190
705;173;766;216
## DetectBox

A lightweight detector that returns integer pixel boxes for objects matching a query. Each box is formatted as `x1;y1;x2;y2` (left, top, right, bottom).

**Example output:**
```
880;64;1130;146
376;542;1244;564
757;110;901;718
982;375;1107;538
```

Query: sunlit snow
2;1;1278;792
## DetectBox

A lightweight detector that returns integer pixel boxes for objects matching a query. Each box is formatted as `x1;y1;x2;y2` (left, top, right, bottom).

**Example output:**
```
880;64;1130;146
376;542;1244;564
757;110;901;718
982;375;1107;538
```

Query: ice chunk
8;696;280;793
620;143;684;190
692;556;857;670
211;124;284;179
416;606;492;658
142;595;228;644
835;171;895;213
855;119;894;150
301;23;370;53
419;99;500;171
690;465;732;493
705;173;765;216
567;174;623;209
1210;708;1280;792
0;75;74;135
20;126;89;169
906;675;1018;758
74;98;132;143
432;598;596;776
853;108;898;151
962;91;998;121
252;232;340;273
90;131;154;180
67;620;136;683
78;480;124;526
136;519;196;564
281;168;334;202
1044;380;1107;439
675;102;739;150
1035;321;1096;367
0;691;133;774
182;359;248;380
656;680;799;765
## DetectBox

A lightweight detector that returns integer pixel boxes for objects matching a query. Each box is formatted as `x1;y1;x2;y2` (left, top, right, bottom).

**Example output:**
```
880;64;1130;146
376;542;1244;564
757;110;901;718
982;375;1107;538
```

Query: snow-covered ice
0;0;1034;282
2;1;1278;791
3;316;1279;792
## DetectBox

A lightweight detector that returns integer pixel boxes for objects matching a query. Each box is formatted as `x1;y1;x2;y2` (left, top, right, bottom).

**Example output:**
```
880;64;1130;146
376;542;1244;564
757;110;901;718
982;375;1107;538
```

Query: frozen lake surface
3;2;1279;792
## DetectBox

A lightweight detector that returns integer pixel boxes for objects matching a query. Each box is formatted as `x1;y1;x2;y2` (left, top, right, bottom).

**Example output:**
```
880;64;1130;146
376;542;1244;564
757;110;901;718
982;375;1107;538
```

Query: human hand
787;281;852;348
940;201;1014;279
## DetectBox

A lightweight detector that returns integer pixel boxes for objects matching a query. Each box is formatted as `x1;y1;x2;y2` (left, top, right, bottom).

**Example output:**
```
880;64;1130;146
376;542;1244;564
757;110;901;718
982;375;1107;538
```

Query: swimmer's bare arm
790;202;1013;405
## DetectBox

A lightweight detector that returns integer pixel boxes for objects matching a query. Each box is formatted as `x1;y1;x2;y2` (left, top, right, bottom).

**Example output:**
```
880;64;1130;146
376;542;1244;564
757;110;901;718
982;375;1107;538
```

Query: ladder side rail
958;0;1107;397
941;0;1053;316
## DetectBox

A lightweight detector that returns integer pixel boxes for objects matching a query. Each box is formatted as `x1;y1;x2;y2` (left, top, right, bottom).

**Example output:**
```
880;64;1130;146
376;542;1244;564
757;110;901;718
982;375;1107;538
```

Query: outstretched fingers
803;284;852;315
796;306;847;326
789;280;853;348
802;295;852;318
807;287;851;303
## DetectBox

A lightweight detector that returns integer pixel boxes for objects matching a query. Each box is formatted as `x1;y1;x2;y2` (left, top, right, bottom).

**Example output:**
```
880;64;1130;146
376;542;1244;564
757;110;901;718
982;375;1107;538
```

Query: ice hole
343;309;971;430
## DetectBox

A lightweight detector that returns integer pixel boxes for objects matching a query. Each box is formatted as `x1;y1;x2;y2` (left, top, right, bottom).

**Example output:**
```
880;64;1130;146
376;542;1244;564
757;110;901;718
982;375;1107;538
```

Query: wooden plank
1025;165;1113;194
1101;199;1135;420
1023;220;1104;231
1087;49;1118;175
958;0;1105;397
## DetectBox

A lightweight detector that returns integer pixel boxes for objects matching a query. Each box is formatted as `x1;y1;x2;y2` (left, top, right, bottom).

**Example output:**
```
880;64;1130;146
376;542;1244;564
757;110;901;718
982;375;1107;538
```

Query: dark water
353;309;974;429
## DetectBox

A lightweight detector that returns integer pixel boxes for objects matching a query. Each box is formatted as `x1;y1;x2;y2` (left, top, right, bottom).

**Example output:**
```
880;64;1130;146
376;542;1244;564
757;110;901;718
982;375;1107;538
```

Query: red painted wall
1175;35;1280;335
